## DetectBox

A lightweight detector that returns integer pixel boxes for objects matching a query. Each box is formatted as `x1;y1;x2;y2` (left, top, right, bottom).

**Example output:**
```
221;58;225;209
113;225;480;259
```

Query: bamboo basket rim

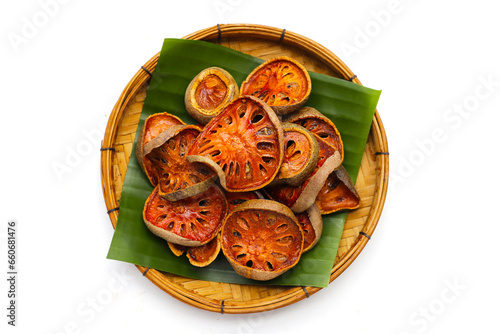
100;23;389;314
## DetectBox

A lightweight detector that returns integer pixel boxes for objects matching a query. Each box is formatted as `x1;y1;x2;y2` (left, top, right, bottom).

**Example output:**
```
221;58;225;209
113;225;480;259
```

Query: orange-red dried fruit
240;57;311;115
221;199;303;280
143;185;228;247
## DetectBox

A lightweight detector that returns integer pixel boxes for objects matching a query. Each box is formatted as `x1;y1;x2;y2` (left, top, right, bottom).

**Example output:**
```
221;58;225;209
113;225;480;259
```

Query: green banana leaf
106;39;381;288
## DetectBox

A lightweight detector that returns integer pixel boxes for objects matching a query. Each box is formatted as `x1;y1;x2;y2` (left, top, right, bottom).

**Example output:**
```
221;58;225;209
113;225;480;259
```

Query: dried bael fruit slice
271;123;319;186
167;242;186;257
316;165;361;214
240;57;311;115
264;135;342;213
185;67;239;124
221;199;303;281
136;112;185;185
284;107;344;163
143;185;228;247
186;232;221;267
225;190;264;211
187;96;284;192
143;125;217;201
295;203;323;253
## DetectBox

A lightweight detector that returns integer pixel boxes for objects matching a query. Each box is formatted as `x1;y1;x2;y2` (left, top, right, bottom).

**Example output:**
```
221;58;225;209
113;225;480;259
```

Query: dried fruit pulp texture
195;74;227;111
280;130;313;179
296;212;316;251
295;117;342;155
188;236;219;263
266;136;337;207
242;60;309;106
226;191;261;211
144;186;226;242
189;98;281;190
317;172;360;213
142;114;184;185
148;128;213;195
143;115;184;144
223;209;302;271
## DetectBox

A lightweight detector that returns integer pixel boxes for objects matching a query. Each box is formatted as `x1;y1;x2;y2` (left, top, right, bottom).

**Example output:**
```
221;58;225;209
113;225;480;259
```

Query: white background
1;0;499;333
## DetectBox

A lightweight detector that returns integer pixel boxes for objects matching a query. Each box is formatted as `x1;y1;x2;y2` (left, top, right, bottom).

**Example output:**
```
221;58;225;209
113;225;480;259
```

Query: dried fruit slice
186;232;221;267
284;107;344;163
264;135;342;213
136;112;185;185
221;199;303;281
240;57;311;115
143;125;217;201
187;96;284;192
295;203;323;253
225;190;264;211
272;122;319;186
167;242;186;257
316;165;361;214
185;67;239;124
143;185;228;247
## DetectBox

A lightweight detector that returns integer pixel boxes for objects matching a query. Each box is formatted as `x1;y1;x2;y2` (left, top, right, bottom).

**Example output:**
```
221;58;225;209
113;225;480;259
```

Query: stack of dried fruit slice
136;56;362;278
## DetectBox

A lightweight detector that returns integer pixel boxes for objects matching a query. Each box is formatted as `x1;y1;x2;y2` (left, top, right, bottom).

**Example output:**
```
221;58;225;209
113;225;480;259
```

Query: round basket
101;23;389;314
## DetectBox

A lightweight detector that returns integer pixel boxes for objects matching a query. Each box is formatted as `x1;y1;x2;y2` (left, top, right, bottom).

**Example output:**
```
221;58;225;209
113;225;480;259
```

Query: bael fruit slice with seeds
136;112;185;185
240;57;311;115
186;232;221;267
143;185;228;247
143;124;217;201
221;199;303;281
284;106;344;163
185;67;239;124
187;96;284;192
271;122;319;186
295;203;323;253
316;165;361;214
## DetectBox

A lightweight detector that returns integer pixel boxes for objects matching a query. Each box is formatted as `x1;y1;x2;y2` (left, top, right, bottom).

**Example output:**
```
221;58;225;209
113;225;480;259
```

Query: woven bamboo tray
101;24;388;314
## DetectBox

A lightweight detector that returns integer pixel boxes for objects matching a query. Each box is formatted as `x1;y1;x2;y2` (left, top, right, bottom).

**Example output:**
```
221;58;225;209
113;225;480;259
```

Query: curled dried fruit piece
167;242;186;257
295;203;322;253
284;106;344;163
316;165;361;214
185;67;239;124
143;185;228;247
143;125;217;201
221;199;303;281
240;57;311;115
265;135;342;213
186;232;221;267
187;96;284;192
271;122;319;186
136;112;185;185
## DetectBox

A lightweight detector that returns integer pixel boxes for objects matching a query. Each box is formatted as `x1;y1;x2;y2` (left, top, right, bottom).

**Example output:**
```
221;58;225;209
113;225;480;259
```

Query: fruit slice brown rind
136;112;185;185
143;124;217;201
316;165;361;214
187;95;284;192
240;56;311;115
186;232;221;267
271;122;319;186
221;199;303;281
264;136;342;213
185;67;239;124
143;185;228;247
296;203;323;253
284;106;344;163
